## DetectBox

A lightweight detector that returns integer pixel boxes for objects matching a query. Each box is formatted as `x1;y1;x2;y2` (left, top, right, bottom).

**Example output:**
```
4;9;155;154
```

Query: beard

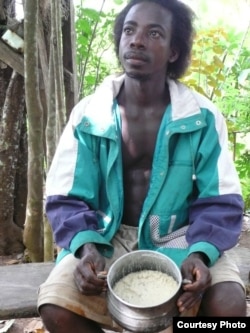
125;70;152;82
120;51;152;82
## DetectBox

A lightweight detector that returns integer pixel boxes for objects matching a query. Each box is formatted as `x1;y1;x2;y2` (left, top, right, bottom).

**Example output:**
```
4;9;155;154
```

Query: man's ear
169;49;179;63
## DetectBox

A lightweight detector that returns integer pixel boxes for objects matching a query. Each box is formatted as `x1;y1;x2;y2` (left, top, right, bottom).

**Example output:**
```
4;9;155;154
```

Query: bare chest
120;108;164;168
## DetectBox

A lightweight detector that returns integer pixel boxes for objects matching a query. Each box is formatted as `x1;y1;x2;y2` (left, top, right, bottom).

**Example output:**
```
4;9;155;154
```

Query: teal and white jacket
46;74;244;267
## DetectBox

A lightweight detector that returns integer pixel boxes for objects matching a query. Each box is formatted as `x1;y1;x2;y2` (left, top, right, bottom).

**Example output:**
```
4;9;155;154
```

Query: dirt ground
1;217;250;333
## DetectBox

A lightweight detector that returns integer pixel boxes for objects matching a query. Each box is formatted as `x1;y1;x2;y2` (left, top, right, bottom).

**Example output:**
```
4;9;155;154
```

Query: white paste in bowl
113;269;178;307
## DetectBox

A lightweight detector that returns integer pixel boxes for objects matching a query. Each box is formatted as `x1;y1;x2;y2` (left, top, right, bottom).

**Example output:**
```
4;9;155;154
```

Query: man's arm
46;195;98;250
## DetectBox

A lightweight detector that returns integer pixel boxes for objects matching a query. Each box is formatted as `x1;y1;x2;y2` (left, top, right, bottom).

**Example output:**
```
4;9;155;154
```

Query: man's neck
119;75;170;108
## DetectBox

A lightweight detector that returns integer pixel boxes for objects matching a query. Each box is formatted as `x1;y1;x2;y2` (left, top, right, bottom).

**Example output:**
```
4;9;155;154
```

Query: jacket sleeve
46;195;98;249
187;193;244;265
45;97;112;254
186;105;244;266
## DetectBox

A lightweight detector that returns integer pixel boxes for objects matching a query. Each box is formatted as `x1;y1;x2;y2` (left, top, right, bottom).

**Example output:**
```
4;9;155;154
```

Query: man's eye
149;31;160;38
124;27;133;34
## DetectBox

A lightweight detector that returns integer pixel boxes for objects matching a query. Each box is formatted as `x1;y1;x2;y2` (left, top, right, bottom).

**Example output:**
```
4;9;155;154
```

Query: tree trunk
14;114;28;229
0;0;27;255
62;0;78;118
23;0;44;262
0;70;25;254
0;0;77;259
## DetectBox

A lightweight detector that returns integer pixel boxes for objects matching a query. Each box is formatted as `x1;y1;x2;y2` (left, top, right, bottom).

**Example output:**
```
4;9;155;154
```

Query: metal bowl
107;250;182;333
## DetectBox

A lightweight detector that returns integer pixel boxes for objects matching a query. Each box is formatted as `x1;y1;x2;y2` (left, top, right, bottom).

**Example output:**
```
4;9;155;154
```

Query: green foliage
183;27;235;99
216;40;250;211
235;150;250;211
75;5;120;99
182;26;250;210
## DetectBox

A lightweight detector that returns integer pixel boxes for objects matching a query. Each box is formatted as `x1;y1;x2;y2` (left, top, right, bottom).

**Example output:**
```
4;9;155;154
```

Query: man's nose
130;30;146;48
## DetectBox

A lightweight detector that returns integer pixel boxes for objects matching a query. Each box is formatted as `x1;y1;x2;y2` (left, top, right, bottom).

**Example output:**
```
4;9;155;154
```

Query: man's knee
39;303;104;333
200;282;246;316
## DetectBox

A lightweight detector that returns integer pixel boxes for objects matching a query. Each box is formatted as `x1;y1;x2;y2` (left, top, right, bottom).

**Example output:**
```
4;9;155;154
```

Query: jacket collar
80;74;202;137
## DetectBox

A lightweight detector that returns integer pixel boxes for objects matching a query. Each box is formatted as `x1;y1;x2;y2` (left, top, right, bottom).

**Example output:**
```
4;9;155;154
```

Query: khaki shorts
37;225;245;332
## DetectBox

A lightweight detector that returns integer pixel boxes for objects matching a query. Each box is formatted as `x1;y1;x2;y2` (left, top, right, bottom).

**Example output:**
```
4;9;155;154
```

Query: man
38;0;246;332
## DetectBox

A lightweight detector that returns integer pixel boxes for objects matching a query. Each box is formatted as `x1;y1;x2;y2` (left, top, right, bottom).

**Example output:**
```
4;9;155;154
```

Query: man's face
118;2;177;81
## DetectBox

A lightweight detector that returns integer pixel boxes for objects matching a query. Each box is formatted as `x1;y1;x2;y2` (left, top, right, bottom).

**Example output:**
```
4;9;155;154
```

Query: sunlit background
72;0;250;32
15;0;250;33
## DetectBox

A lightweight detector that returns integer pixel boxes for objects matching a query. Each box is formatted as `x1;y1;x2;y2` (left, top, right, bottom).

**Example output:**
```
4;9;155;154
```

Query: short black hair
113;0;196;79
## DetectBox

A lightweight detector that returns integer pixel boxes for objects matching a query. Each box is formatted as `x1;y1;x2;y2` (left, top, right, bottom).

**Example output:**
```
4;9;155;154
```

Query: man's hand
73;243;107;295
177;253;212;313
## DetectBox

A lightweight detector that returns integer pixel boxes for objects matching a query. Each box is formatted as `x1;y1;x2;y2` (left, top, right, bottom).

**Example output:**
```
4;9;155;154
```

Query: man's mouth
124;51;149;63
